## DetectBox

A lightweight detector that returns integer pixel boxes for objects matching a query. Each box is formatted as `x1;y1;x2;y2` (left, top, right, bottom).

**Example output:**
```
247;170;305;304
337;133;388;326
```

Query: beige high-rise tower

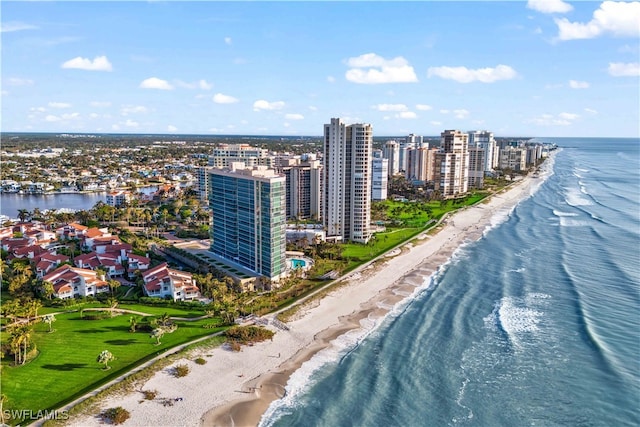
323;118;372;243
435;130;469;197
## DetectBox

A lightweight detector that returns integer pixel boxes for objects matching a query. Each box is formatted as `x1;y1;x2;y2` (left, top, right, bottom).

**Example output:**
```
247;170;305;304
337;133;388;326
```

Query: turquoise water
260;138;640;427
291;259;307;269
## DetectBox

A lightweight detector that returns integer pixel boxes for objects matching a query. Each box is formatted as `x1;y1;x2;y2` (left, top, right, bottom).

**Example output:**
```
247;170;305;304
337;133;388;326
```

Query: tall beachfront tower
382;140;400;177
323;118;373;244
468;130;498;172
208;163;286;281
435;130;469;197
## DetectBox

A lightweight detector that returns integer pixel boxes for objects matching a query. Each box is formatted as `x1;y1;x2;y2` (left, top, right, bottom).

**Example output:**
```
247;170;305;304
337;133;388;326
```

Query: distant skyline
2;1;639;138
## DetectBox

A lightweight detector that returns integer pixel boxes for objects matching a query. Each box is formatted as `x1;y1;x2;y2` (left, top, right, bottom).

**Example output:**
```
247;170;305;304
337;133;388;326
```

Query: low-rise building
43;265;110;299
141;262;200;301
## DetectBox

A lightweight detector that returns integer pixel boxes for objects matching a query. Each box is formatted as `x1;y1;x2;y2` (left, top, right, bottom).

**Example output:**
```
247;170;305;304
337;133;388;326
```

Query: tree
150;328;166;345
97;349;114;370
109;279;121;296
42;313;57;332
106;297;119;317
129;316;139;333
41;280;56;300
27;299;42;322
17;209;30;222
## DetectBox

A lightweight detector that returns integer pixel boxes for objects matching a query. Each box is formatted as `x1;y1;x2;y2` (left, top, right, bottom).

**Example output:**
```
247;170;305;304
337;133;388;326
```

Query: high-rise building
406;146;438;184
276;154;323;221
499;146;527;171
372;157;389;200
382;140;400;177
198;144;273;201
468;146;486;189
468;130;498;172
208;163;287;281
323;118;373;243
435;130;469;197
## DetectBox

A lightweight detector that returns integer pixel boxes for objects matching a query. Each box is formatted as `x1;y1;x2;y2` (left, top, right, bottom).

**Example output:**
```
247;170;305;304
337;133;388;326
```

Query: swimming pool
291;258;306;269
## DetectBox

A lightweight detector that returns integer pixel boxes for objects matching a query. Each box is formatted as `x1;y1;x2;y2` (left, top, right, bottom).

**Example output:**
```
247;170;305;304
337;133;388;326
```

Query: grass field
1;308;224;420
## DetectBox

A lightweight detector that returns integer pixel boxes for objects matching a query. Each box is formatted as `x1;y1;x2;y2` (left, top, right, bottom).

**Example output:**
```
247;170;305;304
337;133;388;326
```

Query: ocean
259;137;640;427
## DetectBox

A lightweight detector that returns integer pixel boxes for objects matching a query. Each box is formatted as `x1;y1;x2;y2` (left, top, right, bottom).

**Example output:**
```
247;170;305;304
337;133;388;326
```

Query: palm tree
41;280;55;300
129;316;139;333
17;209;30;222
106;297;119;317
150;328;165;345
97;349;114;370
42;313;57;332
28;299;42;323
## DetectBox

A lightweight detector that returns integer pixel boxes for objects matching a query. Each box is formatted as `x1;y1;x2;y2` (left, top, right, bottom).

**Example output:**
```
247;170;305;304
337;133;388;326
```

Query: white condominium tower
467;130;498;172
323;118;373;244
435;130;469;197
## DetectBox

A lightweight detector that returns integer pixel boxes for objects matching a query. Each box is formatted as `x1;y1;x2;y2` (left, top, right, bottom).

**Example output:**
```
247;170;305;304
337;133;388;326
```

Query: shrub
174;364;190;377
142;390;157;400
102;407;130;425
228;340;242;352
194;357;206;365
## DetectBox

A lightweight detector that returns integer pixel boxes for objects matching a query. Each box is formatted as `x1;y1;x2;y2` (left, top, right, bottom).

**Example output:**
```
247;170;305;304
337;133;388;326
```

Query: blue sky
2;1;639;137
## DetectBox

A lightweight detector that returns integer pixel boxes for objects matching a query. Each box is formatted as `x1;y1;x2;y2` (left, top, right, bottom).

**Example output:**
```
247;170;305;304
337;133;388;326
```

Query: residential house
34;252;69;278
43;265;110;299
141;262;200;301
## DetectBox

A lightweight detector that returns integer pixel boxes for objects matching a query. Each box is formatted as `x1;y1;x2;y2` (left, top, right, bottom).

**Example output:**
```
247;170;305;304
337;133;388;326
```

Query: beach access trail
65;172;543;427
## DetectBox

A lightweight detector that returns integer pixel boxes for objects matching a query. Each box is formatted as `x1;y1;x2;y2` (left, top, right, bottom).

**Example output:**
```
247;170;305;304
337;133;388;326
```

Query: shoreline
65;165;549;427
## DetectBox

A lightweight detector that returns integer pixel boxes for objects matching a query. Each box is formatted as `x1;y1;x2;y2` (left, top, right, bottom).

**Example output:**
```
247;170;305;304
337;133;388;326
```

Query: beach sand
66;173;541;427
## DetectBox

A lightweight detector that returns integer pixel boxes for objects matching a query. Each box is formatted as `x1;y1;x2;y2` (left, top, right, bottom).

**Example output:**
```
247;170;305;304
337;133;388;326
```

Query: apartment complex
371;156;389;201
435;130;470;197
208;163;287;281
323;118;373;243
275;154;322;221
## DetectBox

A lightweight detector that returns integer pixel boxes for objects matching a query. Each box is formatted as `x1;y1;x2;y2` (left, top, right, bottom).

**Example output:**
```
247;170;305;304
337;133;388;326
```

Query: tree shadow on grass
102;325;131;333
76;328;106;333
42;363;88;371
104;339;138;346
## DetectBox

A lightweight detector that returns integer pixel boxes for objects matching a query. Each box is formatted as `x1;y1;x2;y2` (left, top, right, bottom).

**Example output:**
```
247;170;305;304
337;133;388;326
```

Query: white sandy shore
66;170;546;427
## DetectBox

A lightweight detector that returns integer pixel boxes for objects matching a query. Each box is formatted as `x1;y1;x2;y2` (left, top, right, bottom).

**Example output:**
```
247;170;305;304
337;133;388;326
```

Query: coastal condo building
371;150;389;201
198;143;273;202
435;130;469;197
208;163;287;282
274;154;323;221
382;140;400;177
323;118;373;244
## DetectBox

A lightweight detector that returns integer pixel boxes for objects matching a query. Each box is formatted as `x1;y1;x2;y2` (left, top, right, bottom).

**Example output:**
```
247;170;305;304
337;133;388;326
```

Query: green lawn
1;309;224;420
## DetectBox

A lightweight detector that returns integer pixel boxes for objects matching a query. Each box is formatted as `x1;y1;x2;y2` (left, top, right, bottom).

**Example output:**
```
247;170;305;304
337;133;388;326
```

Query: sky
1;1;639;138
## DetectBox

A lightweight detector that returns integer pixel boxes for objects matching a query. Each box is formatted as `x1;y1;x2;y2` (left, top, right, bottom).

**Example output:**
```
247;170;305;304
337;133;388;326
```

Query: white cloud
327;76;336;83
48;102;71;109
213;93;239;104
1;90;8;96
527;0;573;14
139;77;174;90
30;107;46;113
430;121;442;126
61;55;113;71
555;1;640;41
45;113;80;122
454;109;470;119
89;113;100;119
7;78;34;86
176;79;213;90
345;53;418;84
372;104;408;112
559;112;579;120
224;37;232;45
416;104;433;111
124;119;139;127
168;125;178;132
285;113;304;120
608;62;640;77
528;112;579;126
90;101;111;107
308;106;318;111
121;105;148;115
253;100;285;111
584;108;598;114
428;64;517;83
569;80;590;89
397;111;417;119
1;21;38;33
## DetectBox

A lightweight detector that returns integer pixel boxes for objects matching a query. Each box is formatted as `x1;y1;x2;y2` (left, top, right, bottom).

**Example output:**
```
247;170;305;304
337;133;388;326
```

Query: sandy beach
66;171;544;427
